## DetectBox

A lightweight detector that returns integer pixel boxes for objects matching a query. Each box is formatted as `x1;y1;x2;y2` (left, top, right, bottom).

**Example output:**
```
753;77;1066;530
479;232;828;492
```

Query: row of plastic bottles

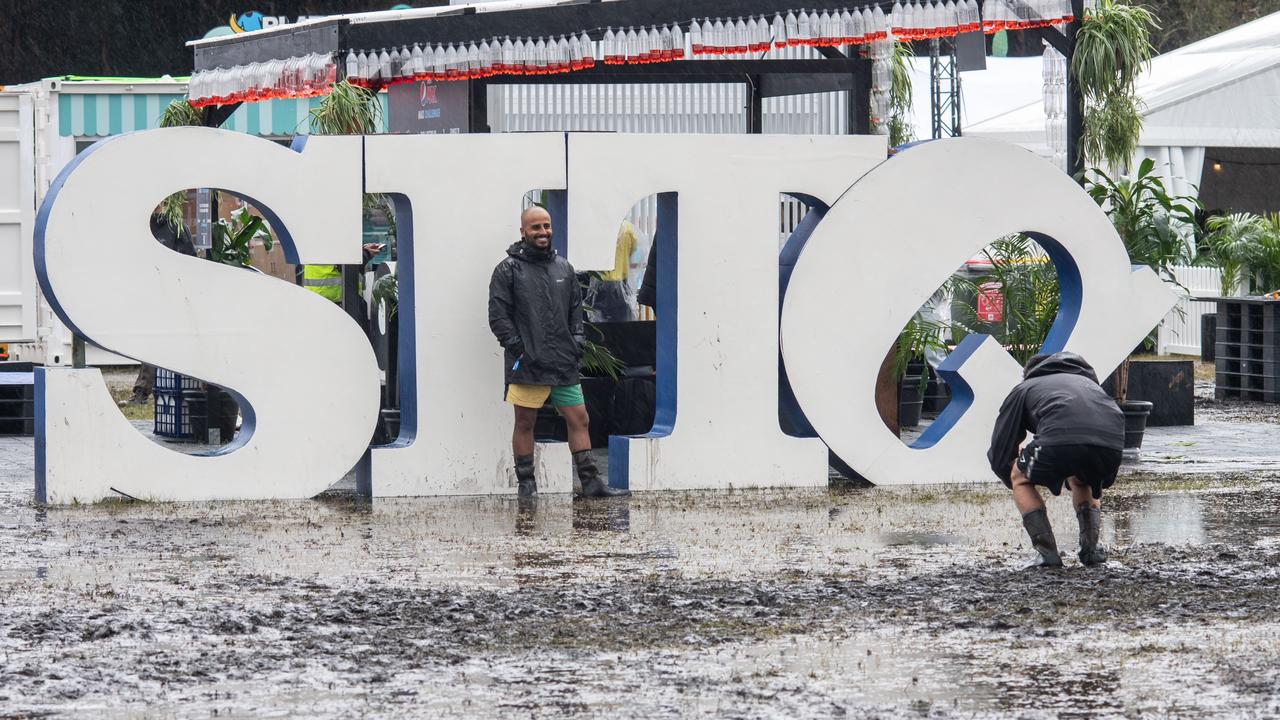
599;25;687;64
688;10;886;56
889;1;983;40
186;2;1081;107
189;52;337;108
1042;43;1069;161
982;0;1075;32
345;33;600;88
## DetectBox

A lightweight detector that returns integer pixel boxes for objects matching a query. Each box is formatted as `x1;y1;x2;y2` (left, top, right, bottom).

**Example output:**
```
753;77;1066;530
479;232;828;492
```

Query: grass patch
107;386;155;422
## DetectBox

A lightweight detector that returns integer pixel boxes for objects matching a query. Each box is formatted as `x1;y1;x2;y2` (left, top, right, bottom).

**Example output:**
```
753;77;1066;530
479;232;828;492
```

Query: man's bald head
519;205;553;250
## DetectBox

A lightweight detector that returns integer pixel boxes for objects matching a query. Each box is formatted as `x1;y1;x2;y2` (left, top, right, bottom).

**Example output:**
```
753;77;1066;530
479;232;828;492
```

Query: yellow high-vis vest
303;265;342;303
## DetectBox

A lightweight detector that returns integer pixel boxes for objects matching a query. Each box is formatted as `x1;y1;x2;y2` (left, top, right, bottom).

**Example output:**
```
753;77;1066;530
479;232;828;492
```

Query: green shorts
505;383;585;409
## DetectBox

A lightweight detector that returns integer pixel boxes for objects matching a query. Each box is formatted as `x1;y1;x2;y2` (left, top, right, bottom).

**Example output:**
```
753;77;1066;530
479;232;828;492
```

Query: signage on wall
31;130;1177;504
387;79;471;134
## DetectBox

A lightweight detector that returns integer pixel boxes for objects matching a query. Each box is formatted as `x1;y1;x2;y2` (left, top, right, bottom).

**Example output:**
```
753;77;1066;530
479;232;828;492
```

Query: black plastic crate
0;372;35;437
155;368;203;393
1215;386;1280;403
154;389;196;439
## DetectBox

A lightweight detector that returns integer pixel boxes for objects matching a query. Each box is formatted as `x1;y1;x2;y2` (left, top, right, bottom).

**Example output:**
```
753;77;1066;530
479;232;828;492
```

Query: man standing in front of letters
988;351;1124;568
488;206;629;499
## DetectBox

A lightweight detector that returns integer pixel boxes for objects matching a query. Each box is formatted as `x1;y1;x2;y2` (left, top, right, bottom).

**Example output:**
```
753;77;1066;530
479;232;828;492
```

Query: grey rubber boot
574;450;630;498
514;454;537;498
1076;506;1108;566
1021;507;1063;568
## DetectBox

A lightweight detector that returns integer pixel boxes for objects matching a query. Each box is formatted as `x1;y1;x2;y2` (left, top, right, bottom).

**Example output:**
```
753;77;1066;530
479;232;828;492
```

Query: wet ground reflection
0;463;1277;717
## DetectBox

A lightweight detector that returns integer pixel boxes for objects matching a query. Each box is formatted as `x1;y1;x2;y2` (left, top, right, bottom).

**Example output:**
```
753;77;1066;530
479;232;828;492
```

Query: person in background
988;352;1124;568
587;221;639;323
488;206;629;499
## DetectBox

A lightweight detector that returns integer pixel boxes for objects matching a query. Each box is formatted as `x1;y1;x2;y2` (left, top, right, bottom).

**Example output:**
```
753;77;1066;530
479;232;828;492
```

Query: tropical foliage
1199;212;1280;295
156;99;203;232
308;80;382;135
1084;157;1200;284
211;206;273;268
885;40;915;147
1072;0;1159;170
947;235;1062;367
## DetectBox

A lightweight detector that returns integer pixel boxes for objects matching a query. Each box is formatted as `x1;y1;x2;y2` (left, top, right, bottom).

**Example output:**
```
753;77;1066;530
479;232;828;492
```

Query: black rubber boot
1021;507;1063;568
1076;506;1107;566
514;454;537;498
574;450;630;498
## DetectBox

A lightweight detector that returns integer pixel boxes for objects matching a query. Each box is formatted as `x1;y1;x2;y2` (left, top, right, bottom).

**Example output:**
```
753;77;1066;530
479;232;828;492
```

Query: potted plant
892;314;947;429
1085;161;1199;449
1200;212;1267;297
1253;214;1280;294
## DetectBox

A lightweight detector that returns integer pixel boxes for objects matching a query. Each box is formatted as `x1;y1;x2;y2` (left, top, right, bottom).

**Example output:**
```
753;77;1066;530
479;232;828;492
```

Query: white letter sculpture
30;131;1177;503
34;128;381;503
779;138;1177;484
565;134;887;491
360;133;574;496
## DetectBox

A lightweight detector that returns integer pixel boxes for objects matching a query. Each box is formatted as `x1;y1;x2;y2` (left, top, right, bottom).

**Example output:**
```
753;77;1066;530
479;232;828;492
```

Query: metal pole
930;39;942;139
747;75;763;134
1065;0;1086;180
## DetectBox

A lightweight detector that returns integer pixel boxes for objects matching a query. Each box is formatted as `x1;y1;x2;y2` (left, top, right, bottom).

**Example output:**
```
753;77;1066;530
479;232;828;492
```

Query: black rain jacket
488;240;585;387
987;352;1125;483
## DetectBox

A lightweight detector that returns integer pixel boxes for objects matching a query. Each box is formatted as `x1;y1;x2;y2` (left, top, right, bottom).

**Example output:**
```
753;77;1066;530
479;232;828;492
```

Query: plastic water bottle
580;31;596;68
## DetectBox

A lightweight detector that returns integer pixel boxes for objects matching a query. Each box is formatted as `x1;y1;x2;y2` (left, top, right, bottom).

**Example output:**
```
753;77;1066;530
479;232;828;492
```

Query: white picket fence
1157;265;1221;357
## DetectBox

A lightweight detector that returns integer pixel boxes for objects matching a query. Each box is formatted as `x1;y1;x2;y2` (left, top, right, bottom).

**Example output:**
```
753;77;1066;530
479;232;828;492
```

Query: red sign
977;282;1004;323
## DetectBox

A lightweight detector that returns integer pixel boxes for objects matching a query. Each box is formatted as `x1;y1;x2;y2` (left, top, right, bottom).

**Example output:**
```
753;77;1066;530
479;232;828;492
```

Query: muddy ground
1;462;1277;717
1;381;1279;718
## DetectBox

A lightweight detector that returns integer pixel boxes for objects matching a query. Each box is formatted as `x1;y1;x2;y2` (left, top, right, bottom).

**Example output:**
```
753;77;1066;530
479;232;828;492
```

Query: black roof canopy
192;0;877;70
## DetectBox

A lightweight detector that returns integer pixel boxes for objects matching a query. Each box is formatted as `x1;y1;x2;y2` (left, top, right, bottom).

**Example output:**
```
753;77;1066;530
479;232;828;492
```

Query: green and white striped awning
59;91;389;138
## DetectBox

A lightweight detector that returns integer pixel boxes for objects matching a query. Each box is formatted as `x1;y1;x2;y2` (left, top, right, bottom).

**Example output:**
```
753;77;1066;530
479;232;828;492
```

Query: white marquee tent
963;11;1280;199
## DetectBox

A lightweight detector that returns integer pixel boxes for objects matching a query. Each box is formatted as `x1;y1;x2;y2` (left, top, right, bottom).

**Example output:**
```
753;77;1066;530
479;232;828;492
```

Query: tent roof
904;56;1043;144
965;11;1280;149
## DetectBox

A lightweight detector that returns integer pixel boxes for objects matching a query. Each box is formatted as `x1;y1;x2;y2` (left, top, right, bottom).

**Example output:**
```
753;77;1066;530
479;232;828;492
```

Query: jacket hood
507;240;556;263
1023;351;1100;382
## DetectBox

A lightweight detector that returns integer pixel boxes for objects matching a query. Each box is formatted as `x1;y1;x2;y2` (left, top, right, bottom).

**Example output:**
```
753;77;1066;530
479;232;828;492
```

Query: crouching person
988;352;1124;568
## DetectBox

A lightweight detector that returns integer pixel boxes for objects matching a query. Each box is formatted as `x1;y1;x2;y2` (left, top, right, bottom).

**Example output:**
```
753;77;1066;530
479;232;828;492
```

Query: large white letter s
34;128;380;503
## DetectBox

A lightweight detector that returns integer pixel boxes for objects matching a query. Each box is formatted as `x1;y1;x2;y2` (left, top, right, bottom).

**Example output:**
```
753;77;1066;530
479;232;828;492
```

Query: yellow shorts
505;383;586;409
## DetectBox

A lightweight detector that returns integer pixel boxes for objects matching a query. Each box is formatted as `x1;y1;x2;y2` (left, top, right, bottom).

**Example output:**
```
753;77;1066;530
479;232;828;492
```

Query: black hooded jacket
987;352;1125;482
488;240;585;387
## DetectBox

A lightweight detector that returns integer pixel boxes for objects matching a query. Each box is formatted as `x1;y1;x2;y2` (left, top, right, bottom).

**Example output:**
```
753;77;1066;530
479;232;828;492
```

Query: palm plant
1201;213;1267;296
1086;159;1199;400
948;235;1062;367
308;80;382;135
1072;0;1159;171
157;99;204;231
885;40;915;147
892;312;948;393
1085;158;1199;284
1253;214;1280;294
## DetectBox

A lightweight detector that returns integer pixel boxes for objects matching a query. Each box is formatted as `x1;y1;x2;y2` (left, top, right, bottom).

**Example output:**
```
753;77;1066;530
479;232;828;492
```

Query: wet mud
1;438;1278;717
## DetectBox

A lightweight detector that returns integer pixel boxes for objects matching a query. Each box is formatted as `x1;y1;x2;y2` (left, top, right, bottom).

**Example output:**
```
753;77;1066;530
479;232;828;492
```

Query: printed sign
388;80;471;134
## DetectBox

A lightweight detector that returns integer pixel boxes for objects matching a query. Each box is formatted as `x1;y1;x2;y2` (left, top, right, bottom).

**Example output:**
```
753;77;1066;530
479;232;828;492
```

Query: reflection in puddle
1127;495;1208;546
878;531;962;547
